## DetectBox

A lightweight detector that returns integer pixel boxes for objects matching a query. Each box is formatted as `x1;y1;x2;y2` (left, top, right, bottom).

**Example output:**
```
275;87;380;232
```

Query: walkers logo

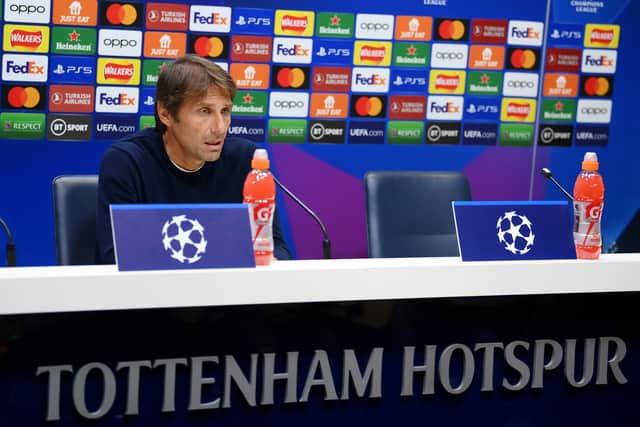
430;43;468;69
232;91;267;116
95;86;139;113
581;49;617;74
3;25;49;53
427;96;464;121
546;48;581;72
94;114;137;139
268;92;309;118
267;119;307;143
390;69;428;92
146;3;188;31
467;71;502;95
2;54;48;82
272;37;313;64
580;75;613;98
227;118;266;142
507;47;540;70
189;34;228;59
48;114;92;141
351;67;390;93
584;24;619;49
393;42;429;67
275;10;314;37
354;41;392;66
140;87;155;114
98;29;142;57
230;36;272;63
468;45;505;70
308;120;346;143
350;95;386;118
230;63;270;89
507;20;543;46
500;98;536;122
313;40;352;65
312;66;351;92
143;32;187;58
309;93;349;118
541;99;576;122
503;72;539;98
0;112;45;139
316;12;354;38
543;73;579;97
575;125;609;147
429;70;466;94
470;19;507;44
387;121;424;145
499;123;534;146
53;0;97;26
97;58;140;85
434;18;469;41
100;2;142;28
462;123;498;145
51;27;96;55
49;84;94;112
576;99;612;124
5;0;50;23
464;98;500;121
548;24;582;46
189;5;230;33
388;95;426;120
1;84;46;110
49;55;95;84
355;13;394;40
394;16;431;41
271;66;310;90
231;8;273;35
538;125;573;146
142;59;169;86
426;122;461;145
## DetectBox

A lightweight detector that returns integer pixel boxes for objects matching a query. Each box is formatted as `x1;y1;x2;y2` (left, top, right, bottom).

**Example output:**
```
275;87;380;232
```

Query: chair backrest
52;175;99;265
364;171;471;258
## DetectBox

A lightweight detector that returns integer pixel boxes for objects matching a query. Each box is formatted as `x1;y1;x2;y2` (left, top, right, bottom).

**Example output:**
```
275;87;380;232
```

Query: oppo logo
360;23;390;31
9;4;46;14
274;100;304;109
507;80;535;88
581;107;608;115
103;39;138;48
435;52;464;60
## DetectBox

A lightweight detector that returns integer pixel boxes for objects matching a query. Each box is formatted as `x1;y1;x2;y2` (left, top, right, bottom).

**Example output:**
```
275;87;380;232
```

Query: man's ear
156;103;172;127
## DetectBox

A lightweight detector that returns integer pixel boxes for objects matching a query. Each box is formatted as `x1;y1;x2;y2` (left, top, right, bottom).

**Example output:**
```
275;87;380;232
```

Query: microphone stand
540;168;574;201
272;176;332;259
0;218;16;267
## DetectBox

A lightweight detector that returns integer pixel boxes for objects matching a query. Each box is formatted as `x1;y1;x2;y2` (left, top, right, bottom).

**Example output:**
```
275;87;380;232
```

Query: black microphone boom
540;168;574;201
272;175;332;259
0;217;16;267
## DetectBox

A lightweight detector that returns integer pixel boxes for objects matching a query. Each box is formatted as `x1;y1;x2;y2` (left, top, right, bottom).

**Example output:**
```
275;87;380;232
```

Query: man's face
158;86;232;170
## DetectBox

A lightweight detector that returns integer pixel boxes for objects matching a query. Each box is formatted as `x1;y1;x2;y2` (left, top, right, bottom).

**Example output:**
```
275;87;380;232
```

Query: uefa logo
496;211;535;255
161;215;208;264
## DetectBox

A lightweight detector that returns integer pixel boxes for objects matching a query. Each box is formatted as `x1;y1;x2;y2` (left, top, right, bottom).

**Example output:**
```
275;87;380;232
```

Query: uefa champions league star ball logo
161;215;208;264
496;211;535;255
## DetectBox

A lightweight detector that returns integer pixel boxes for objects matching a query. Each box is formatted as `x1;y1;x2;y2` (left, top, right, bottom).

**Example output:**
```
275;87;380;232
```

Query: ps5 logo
316;47;350;57
52;64;92;75
234;16;271;26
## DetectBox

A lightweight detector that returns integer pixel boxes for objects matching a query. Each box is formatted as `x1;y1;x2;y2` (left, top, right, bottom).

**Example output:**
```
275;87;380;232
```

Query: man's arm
272;206;292;260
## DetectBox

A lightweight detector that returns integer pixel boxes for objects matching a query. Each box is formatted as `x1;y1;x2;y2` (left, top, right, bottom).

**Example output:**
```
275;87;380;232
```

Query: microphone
272;175;332;259
0;218;16;267
540;168;574;201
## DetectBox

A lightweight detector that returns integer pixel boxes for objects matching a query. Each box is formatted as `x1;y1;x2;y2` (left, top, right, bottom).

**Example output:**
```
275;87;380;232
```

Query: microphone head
540;167;552;179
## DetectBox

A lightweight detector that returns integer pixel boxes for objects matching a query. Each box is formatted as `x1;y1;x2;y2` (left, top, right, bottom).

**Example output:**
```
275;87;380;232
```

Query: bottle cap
582;152;599;171
251;148;270;170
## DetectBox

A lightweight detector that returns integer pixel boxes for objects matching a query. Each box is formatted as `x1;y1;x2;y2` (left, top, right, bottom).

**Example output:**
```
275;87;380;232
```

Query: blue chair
52;175;99;265
364;171;471;258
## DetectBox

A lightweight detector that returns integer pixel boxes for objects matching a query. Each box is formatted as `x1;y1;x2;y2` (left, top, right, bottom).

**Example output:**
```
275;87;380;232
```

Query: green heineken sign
0;113;46;139
541;99;576;122
268;119;307;143
315;12;354;38
139;116;156;130
387;121;424;144
51;27;96;55
142;60;171;86
467;71;502;95
499;123;534;147
232;91;268;116
393;42;430;67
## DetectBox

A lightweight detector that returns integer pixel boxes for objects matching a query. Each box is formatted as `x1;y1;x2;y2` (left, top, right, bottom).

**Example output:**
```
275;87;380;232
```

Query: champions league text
36;337;627;421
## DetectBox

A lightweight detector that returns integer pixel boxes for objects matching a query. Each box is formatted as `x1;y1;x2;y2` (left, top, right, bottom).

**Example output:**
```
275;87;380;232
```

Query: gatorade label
573;200;603;246
247;201;275;251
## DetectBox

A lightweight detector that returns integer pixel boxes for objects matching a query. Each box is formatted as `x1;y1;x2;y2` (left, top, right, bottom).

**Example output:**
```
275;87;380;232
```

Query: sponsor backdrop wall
0;0;637;265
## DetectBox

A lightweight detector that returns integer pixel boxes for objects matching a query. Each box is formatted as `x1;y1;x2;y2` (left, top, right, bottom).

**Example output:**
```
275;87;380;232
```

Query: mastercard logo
510;49;537;69
583;76;611;96
104;3;139;26
273;67;308;89
437;19;466;40
353;96;384;117
193;36;225;58
7;86;42;108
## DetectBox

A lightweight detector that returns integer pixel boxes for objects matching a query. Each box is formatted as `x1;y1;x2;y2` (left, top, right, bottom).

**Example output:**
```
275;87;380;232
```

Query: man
96;54;291;264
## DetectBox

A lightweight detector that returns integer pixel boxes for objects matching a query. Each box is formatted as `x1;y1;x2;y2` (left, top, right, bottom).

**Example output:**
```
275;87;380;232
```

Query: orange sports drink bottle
243;149;276;266
573;152;604;260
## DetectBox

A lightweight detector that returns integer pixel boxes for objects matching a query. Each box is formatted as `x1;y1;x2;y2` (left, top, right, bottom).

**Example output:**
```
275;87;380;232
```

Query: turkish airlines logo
351;67;390;93
272;37;313;64
435;18;469;41
2;54;48;82
576;99;612;124
275;10;314;36
98;29;142;57
146;3;188;31
429;70;466;94
354;41;391;66
584;24;619;49
310;93;349;118
582;49;617;74
500;98;536;122
543;73;579;97
427;96;464;121
5;0;51;23
189;5;231;32
3;25;49;53
49;85;94;113
95;86;139;113
507;20;543;46
230;36;272;62
355;13;394;40
350;95;387;118
100;2;143;27
268;92;309;118
312;67;351;92
471;19;507;44
230;63;270;89
503;72;539;98
388;95;426;120
430;43;468;69
546;48;581;72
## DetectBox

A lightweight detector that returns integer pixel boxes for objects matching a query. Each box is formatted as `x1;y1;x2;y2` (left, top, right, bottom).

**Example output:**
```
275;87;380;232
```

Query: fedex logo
351;67;390;93
427;96;464;120
508;21;543;46
189;6;231;32
231;8;273;35
2;54;48;82
582;49;617;74
272;37;312;64
95;87;139;113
